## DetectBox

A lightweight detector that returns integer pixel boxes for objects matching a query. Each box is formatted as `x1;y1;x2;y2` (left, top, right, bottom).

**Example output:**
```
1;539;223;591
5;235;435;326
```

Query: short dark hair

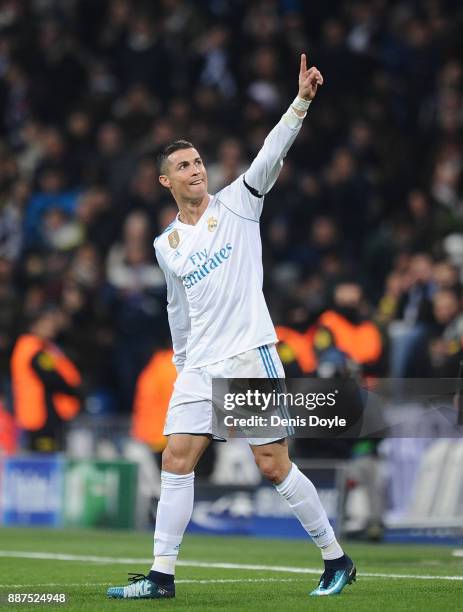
157;139;194;174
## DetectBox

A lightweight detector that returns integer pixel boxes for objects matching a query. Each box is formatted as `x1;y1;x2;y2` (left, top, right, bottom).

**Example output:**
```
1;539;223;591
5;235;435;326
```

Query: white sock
151;470;195;575
275;463;344;560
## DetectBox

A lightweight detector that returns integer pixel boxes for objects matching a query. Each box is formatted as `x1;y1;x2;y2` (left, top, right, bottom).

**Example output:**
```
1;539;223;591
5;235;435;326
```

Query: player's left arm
244;53;323;198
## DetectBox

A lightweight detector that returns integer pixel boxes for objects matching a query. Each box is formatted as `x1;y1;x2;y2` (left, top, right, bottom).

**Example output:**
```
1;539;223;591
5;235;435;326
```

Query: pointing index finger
300;53;307;74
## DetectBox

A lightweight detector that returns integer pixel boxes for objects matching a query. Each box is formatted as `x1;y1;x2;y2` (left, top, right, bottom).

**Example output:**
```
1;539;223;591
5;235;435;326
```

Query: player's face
160;148;208;201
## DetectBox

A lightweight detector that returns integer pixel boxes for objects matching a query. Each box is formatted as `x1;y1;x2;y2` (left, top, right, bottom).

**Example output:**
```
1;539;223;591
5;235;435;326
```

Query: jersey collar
175;194;214;229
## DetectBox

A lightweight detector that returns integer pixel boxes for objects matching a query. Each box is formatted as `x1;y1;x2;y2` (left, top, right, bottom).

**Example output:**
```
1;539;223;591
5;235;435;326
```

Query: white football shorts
164;343;290;445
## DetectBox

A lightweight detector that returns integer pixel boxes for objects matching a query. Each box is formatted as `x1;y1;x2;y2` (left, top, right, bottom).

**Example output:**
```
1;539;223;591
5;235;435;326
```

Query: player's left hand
298;53;323;101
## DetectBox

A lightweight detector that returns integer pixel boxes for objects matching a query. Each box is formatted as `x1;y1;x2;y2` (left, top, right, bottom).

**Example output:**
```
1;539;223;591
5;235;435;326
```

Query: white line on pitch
0;551;153;564
0;551;462;581
0;579;305;588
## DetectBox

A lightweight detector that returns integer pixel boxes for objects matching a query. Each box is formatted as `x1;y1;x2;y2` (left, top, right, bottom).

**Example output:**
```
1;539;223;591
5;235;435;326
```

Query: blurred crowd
1;0;463;426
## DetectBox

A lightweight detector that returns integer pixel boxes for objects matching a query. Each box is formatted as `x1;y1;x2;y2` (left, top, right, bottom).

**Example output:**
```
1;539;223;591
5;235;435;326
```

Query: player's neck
176;193;210;226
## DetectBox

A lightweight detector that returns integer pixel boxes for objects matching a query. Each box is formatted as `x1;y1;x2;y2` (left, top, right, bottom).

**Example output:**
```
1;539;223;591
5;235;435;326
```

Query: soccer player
107;54;356;600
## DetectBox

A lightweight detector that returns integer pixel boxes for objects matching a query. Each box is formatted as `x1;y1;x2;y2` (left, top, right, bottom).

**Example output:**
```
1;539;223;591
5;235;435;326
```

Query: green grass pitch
0;527;462;611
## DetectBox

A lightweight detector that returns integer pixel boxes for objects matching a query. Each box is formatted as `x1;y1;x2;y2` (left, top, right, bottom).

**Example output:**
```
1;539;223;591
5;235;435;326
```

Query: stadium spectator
105;211;168;411
60;277;113;393
315;280;383;373
0;257;20;389
131;346;176;453
389;253;437;377
0;397;17;455
24;166;81;250
91;122;137;198
10;305;82;452
433;259;462;293
206;138;246;193
375;271;405;329
428;288;463;377
0;178;28;260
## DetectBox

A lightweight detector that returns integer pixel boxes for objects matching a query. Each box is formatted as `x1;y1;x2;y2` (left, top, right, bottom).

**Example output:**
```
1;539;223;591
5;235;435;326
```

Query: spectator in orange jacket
316;280;383;370
10;305;82;452
0;395;17;455
131;348;177;452
275;325;314;375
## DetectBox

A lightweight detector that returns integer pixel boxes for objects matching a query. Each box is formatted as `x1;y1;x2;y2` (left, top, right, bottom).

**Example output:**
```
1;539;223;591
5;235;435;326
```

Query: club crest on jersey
207;216;218;232
168;230;180;248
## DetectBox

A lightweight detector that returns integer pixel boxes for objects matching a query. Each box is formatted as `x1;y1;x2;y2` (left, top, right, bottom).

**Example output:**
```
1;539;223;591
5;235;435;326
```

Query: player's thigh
162;433;211;474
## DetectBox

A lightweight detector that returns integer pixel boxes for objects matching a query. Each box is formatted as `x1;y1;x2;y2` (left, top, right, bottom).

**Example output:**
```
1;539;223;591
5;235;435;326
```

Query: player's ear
159;174;171;189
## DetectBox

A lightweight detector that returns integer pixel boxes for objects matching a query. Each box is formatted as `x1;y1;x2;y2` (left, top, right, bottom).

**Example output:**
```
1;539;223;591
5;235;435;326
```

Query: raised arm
244;53;323;197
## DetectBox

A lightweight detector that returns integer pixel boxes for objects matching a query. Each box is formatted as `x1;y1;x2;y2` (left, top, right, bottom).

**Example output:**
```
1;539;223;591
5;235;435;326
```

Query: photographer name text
224;415;346;428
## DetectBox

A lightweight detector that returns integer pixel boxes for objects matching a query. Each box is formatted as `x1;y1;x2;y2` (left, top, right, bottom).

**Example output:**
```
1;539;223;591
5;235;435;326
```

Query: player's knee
255;455;288;484
161;446;193;474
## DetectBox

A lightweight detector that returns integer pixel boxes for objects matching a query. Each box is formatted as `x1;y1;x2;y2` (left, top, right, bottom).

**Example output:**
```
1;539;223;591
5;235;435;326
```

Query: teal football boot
310;556;356;596
107;573;175;599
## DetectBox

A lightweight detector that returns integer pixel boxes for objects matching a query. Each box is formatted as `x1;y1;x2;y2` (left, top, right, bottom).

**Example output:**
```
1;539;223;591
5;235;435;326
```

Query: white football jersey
154;109;305;371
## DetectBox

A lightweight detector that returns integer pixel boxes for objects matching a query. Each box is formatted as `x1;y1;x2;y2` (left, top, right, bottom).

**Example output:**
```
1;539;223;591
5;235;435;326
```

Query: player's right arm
156;250;190;373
